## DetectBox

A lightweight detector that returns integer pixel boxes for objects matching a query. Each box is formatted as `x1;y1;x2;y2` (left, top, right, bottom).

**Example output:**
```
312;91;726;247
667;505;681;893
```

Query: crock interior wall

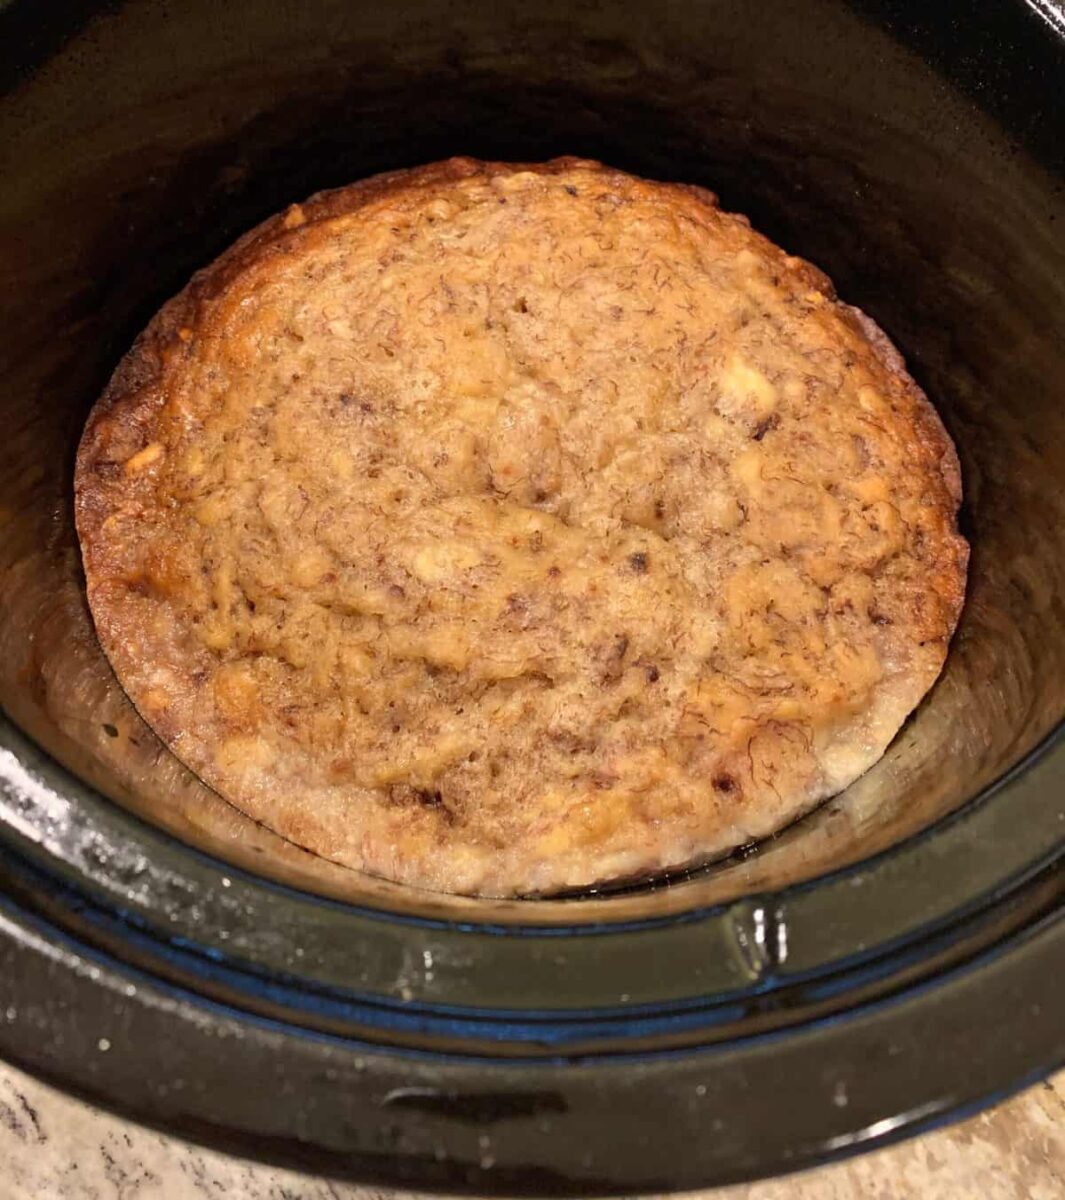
1;0;1063;916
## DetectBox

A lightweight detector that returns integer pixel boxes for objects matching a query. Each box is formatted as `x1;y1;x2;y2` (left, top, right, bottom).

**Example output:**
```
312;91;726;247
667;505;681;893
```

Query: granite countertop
2;1060;1062;1200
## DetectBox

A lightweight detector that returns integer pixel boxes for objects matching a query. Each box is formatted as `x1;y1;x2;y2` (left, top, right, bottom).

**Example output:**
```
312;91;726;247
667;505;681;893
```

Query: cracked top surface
75;158;967;896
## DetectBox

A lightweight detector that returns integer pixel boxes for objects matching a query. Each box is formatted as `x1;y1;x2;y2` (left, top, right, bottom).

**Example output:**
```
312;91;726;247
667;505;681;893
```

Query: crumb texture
75;158;967;895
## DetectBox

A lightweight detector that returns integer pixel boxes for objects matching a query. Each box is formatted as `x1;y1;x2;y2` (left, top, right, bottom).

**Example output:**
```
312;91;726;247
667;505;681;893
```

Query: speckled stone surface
1;1060;1062;1199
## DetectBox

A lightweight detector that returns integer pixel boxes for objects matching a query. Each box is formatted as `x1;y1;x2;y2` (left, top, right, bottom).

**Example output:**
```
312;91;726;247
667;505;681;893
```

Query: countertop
2;1060;1062;1199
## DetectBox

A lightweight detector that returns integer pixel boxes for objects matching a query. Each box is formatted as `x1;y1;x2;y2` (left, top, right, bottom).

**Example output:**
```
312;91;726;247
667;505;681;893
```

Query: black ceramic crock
1;0;1063;1192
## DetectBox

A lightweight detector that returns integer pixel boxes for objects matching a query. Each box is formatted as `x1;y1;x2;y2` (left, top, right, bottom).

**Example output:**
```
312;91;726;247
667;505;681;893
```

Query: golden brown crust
76;157;968;896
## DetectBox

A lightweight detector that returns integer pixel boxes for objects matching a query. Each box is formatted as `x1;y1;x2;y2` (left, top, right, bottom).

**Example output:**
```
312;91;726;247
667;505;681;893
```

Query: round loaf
75;158;967;896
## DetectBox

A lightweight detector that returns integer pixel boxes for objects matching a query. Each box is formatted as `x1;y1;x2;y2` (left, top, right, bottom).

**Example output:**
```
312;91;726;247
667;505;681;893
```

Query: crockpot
1;0;1063;1191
